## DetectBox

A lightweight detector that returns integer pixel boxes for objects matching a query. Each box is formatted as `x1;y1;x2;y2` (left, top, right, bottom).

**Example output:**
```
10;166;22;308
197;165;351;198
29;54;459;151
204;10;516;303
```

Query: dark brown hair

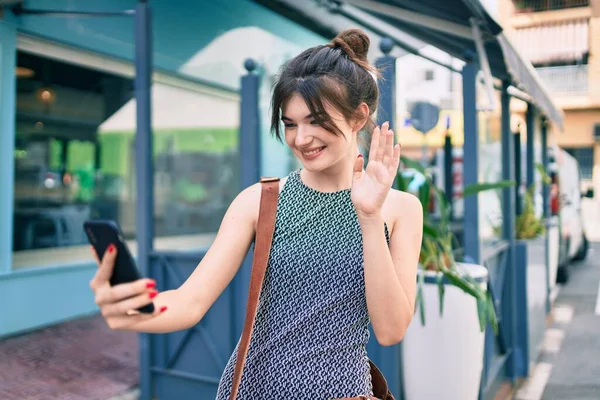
270;29;380;141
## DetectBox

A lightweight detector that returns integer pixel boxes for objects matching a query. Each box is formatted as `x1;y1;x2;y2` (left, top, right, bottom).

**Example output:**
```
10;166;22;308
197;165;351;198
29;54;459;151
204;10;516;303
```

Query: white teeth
303;147;324;156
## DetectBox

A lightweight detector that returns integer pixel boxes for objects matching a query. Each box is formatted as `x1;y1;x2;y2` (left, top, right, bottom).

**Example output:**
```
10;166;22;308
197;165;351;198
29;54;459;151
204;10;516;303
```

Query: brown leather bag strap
229;177;280;400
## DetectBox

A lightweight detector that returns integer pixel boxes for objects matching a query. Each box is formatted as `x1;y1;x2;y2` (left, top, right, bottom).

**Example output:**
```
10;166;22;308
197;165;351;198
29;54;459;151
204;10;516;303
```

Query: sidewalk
542;243;600;399
0;314;138;400
516;243;600;400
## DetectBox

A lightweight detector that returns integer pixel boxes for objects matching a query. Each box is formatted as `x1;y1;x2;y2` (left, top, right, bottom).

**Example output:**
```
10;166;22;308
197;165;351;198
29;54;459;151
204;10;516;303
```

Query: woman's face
282;93;358;172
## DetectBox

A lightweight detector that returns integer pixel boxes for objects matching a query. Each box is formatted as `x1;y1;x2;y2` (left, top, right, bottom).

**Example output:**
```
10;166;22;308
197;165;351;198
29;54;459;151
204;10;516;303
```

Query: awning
511;19;589;65
249;0;417;62
252;0;565;131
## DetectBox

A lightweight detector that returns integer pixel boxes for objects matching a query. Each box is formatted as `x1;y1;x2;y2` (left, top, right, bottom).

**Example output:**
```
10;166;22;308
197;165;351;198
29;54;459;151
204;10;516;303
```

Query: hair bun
331;29;370;62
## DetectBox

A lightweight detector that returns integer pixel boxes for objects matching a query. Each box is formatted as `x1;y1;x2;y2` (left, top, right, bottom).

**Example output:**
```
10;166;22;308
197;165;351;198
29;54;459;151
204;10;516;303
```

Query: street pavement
0;314;138;400
541;243;600;399
518;242;600;400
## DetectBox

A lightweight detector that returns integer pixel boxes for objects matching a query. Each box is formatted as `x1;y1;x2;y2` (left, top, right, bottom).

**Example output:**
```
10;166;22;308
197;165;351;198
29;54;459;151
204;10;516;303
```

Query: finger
105;305;168;330
369;125;381;162
379;122;390;162
393;143;402;162
101;289;159;318
96;278;156;306
90;246;100;265
389;144;401;174
89;247;102;290
95;244;117;284
383;129;394;165
353;155;364;183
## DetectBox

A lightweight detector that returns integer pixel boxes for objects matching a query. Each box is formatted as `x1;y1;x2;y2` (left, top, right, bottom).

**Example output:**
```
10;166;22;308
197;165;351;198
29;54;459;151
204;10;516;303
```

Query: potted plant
512;164;553;374
398;156;514;400
493;163;556;298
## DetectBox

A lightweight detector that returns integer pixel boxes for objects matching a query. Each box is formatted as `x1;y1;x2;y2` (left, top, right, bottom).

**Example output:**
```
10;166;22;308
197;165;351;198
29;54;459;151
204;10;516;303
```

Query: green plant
399;156;515;333
517;163;552;239
494;163;551;240
516;185;545;239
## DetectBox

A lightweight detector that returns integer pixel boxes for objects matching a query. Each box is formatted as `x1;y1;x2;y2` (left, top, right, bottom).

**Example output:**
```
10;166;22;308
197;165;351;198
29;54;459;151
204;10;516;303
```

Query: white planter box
402;263;487;400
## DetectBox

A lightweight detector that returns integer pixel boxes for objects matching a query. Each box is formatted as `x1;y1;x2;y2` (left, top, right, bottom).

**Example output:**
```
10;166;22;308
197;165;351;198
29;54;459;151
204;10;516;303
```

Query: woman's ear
353;103;370;133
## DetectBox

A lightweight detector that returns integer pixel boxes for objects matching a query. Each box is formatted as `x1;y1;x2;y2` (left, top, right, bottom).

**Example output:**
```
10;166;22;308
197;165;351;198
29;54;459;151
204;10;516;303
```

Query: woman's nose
295;126;312;147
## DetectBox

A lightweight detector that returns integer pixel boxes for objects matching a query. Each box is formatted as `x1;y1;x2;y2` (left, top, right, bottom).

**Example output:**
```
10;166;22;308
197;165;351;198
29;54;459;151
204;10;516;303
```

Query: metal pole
462;56;480;264
11;4;134;17
514;132;522;216
541;119;549;218
541;117;551;314
526;103;535;188
134;2;153;399
0;20;17;273
375;39;402;397
501;81;519;380
444;134;453;219
240;59;261;189
376;37;398;194
234;59;262;349
376;38;396;131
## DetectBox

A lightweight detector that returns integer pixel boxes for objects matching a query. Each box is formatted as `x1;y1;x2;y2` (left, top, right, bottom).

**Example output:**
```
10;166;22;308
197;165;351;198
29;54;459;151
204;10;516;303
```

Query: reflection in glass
13;51;239;269
477;90;504;246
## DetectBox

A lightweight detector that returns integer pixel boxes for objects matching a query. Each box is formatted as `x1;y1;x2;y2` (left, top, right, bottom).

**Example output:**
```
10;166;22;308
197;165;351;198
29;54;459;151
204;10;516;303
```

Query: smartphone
84;219;155;314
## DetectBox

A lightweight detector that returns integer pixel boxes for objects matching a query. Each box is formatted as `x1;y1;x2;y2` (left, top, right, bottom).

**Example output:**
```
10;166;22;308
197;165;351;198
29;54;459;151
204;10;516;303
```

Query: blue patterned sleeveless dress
215;169;389;399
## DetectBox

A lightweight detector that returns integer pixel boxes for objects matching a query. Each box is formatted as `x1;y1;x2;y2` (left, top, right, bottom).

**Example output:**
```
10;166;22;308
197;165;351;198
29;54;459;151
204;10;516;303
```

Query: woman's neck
300;150;359;193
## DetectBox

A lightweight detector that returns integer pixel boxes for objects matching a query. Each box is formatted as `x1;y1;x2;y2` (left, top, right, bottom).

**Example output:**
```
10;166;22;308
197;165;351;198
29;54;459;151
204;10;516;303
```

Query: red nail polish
146;281;156;289
357;154;363;159
108;244;115;253
149;290;158;299
160;306;167;312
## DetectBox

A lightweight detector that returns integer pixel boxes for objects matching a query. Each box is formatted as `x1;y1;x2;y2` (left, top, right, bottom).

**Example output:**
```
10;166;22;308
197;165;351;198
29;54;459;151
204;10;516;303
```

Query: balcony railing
513;0;590;13
535;65;588;95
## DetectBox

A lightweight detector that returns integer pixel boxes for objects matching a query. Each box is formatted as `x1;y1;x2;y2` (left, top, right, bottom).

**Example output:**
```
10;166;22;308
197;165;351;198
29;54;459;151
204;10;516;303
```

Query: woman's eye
284;123;296;128
310;120;319;125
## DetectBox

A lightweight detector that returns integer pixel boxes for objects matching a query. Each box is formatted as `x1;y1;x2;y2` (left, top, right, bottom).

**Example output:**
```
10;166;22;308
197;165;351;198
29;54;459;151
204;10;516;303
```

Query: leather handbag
229;177;395;400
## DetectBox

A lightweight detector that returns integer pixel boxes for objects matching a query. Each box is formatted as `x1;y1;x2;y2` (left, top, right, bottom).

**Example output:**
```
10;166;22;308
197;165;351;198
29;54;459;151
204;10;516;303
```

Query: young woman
89;29;423;399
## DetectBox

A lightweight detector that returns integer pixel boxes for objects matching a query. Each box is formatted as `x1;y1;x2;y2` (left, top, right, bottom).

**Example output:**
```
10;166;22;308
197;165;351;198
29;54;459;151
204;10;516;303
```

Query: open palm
351;121;401;218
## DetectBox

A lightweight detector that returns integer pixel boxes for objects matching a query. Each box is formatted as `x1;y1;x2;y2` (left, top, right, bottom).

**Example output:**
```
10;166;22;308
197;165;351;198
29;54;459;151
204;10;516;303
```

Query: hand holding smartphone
85;220;155;314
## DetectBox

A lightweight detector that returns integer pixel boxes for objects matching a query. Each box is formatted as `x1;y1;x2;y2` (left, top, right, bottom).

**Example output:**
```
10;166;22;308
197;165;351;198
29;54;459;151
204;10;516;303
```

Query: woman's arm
360;191;422;346
94;182;262;333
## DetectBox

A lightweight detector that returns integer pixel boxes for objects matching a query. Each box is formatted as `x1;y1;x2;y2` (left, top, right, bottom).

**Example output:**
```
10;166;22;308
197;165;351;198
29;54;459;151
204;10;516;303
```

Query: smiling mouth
302;146;325;156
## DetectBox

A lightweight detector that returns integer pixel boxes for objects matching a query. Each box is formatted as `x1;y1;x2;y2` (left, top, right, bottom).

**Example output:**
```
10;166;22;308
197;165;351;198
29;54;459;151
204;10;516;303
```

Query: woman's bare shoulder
233;176;288;226
385;189;423;228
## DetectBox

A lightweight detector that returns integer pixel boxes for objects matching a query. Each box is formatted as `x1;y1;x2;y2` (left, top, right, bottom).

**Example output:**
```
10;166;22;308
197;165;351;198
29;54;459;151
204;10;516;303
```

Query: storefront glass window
12;50;239;270
477;87;504;247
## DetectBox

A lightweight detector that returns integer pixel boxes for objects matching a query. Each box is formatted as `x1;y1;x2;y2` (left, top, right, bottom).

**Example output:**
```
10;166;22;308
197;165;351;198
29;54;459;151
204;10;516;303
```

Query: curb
514;303;574;400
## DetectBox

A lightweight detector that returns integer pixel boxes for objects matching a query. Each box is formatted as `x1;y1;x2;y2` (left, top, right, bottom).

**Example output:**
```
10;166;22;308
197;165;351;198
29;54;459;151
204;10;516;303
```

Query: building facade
499;0;600;190
0;0;331;338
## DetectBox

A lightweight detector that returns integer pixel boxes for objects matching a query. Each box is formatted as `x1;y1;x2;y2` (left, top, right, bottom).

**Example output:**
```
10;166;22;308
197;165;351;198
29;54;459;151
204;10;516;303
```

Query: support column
514;132;522;216
240;59;261;188
375;37;396;131
134;2;154;400
234;58;262;351
541;117;551;315
541;119;549;218
376;37;397;199
462;56;480;264
501;82;519;380
444;134;454;220
374;37;403;400
0;18;17;274
526;103;535;188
